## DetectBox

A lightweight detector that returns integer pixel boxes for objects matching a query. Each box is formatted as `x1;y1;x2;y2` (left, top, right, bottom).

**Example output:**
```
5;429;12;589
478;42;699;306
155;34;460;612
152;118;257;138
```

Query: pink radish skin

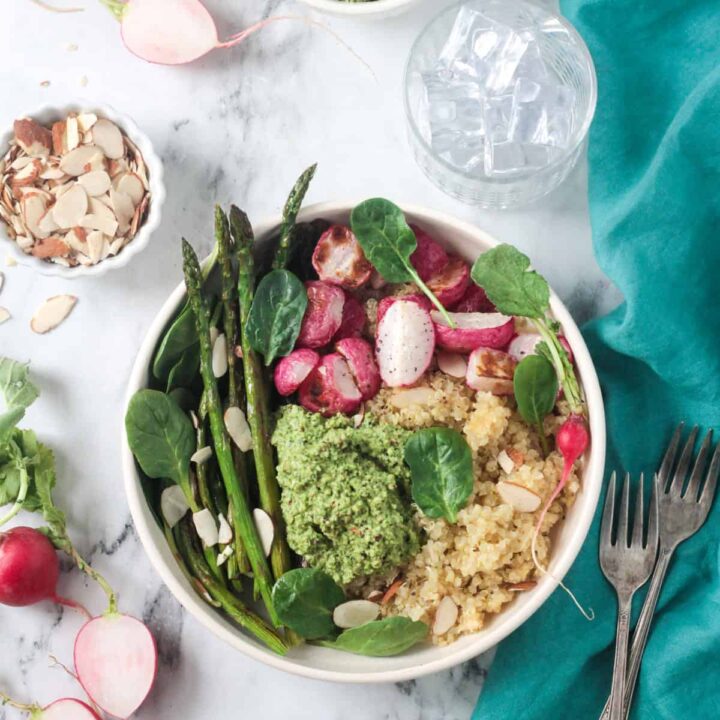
426;255;471;308
369;269;387;290
437;351;468;379
409;225;449;282
41;699;102;720
508;333;542;362
298;353;362;416
452;283;495;313
559;336;574;364
333;292;366;341
297;281;345;349
431;311;515;353
466;347;517;395
274;349;320;396
376;301;435;387
335;338;381;401
376;294;432;327
312;225;372;290
74;613;157;719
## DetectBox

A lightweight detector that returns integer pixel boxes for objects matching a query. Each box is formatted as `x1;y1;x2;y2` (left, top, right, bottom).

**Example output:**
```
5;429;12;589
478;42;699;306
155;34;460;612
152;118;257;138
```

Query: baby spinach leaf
327;617;428;657
471;244;550;319
125;389;195;497
404;428;474;524
514;355;558;425
152;305;200;384
272;567;345;639
246;269;308;366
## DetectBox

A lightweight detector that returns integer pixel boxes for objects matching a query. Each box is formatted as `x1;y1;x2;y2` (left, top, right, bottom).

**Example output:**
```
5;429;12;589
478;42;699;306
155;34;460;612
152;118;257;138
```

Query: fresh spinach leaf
272;567;345;639
0;357;39;410
246;269;308;366
514;355;558;425
327;617;428;657
404;428;474;524
152;305;200;384
125;389;195;497
166;349;200;392
471;244;549;319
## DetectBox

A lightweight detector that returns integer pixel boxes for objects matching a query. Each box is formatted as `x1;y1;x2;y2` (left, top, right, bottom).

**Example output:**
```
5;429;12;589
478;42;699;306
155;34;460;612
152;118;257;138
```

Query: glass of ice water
404;0;597;208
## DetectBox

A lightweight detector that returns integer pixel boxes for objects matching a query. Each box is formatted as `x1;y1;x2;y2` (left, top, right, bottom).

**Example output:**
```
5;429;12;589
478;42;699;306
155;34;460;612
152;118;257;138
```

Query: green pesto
272;405;419;585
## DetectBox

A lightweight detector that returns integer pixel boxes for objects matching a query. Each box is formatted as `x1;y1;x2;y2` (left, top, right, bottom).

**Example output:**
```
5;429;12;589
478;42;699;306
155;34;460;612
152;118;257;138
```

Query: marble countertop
0;1;619;717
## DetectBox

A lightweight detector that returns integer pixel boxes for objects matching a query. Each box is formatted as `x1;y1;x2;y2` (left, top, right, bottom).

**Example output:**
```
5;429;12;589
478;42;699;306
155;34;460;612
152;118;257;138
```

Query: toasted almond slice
252;509;274;557
129;193;148;237
21;193;49;238
224;406;251;452
191;446;213;465
497;449;515;475
66;116;80;151
333;600;380;629
110;188;134;233
79;170;111;196
59;145;105;176
40;166;67;181
108;158;128;178
80;198;118;237
30;236;70;259
192;509;218;547
0;307;9;325
437;351;468;379
217;513;233;545
160;486;189;529
115;172;144;206
496;481;542;512
10;156;34;171
92;119;124;159
94;193;113;210
433;597;459;636
11;159;42;186
51;182;74;198
52;184;88;228
76;112;97;133
30;294;77;333
212;333;228;377
52;121;67;155
65;227;88;253
14;118;52;157
86;230;105;263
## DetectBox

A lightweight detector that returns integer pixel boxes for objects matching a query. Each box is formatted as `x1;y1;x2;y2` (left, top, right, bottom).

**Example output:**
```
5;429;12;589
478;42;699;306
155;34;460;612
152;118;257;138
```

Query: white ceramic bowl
122;201;605;683
0;102;165;278
297;0;422;19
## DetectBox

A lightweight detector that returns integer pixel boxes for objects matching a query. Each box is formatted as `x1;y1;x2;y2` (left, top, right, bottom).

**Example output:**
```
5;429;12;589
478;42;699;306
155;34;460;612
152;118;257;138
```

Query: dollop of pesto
272;405;419;585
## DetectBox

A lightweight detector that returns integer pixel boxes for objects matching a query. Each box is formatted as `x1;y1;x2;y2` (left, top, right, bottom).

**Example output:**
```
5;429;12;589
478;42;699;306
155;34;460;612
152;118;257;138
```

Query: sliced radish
427;255;470;307
274;348;321;396
508;333;542;362
335;337;381;401
376;300;435;387
409;224;449;282
437;351;468;379
452;283;495;313
296;281;345;349
376;293;432;327
311;225;372;289
431;311;514;352
42;699;102;720
333;292;366;341
466;347;517;395
298;353;362;416
74;614;157;719
333;599;380;629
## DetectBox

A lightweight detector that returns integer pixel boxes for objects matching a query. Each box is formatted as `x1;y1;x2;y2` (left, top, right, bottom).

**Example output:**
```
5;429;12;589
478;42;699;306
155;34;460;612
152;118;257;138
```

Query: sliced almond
192;508;219;547
0;308;10;325
437;351;468;379
497;449;515;475
59;145;105;176
0;272;4;292
10;156;35;171
333;600;380;629
52;121;67;155
80;198;118;236
110;188;134;233
224;406;251;452
14;118;52;156
52;184;88;228
76;112;98;133
160;486;189;529
86;231;105;263
92;119;124;159
212;333;228;377
17;235;34;251
38;207;59;234
78;170;111;196
115;172;144;206
21;193;49;238
30;294;77;333
40;166;67;181
217;513;233;545
381;579;403;605
252;508;274;557
433;597;459;636
11;159;42;186
108;158;128;178
65;227;88;253
190;446;213;465
66;116;80;152
30;236;70;259
129;193;148;237
496;481;542;512
507;581;537;592
216;544;234;567
390;386;434;408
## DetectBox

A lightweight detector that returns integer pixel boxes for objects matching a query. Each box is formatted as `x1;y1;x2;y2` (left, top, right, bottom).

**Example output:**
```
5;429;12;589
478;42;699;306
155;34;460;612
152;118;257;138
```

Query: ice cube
514;77;541;103
447;133;485;173
514;34;549;82
522;143;559;169
543;85;576;148
431;128;463;155
454;98;485;132
483;94;514;142
480;27;529;92
508;101;548;144
429;100;457;126
485;140;525;175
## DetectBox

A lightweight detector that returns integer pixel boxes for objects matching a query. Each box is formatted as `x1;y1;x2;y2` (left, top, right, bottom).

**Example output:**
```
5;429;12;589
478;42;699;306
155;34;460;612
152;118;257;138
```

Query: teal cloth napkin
473;0;720;717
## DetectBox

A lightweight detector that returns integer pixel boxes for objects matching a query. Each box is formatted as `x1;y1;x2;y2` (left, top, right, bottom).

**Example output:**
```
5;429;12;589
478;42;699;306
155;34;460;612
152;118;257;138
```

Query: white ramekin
297;0;423;19
0;102;165;278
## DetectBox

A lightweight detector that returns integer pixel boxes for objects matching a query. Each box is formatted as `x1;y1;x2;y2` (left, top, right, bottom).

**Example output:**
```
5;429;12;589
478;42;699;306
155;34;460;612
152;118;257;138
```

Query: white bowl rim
0;101;165;279
297;0;419;16
122;199;605;683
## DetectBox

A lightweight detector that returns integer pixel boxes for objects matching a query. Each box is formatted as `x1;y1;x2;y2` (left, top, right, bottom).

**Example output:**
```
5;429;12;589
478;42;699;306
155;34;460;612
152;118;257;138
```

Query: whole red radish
274;349;320;396
334;292;367;341
312;225;372;289
409;225;449;282
298;353;362;416
297;281;345;349
335;337;381;401
431;311;514;353
74;613;158;719
426;255;470;307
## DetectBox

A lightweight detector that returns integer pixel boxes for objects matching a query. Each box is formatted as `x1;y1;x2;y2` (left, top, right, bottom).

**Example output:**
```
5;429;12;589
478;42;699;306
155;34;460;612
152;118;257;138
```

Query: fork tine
631;473;645;546
699;441;720;511
658;422;685;490
684;430;713;501
647;475;659;554
618;472;631;547
601;472;617;546
668;425;699;496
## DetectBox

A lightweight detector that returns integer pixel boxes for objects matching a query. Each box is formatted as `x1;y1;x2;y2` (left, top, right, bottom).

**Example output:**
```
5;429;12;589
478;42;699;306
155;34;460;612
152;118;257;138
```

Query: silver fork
599;424;720;719
599;472;659;720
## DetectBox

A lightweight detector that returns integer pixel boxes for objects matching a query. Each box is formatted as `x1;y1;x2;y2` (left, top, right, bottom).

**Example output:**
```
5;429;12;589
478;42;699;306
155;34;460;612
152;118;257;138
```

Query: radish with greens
409;225;448;282
0;693;101;720
427;255;471;308
451;283;495;313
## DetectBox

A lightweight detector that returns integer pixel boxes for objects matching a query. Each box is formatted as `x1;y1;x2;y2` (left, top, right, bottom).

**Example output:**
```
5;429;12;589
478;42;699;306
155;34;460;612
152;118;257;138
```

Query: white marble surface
0;1;619;717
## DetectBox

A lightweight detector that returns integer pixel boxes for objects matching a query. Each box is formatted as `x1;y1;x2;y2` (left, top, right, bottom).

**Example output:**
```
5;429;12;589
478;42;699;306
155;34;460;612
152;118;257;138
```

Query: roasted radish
335;337;381;401
427;255;470;308
376;294;432;327
312;225;372;289
376;300;435;387
296;281;345;349
298;353;363;416
333;292;366;341
409;225;449;282
466;347;517;395
274;349;321;396
452;283;495;313
508;333;542;362
431;311;514;353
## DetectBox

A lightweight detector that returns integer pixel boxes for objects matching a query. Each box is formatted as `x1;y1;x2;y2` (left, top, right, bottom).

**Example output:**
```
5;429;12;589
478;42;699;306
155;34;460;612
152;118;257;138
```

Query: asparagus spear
175;518;287;655
273;163;317;270
231;207;293;583
182;238;279;626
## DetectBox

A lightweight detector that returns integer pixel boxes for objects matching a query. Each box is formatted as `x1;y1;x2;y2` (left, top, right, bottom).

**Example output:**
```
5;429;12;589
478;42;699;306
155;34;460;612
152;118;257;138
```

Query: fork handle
608;594;633;720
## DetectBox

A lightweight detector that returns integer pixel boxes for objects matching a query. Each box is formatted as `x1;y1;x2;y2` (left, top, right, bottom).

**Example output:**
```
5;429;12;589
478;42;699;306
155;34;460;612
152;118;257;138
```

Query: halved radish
376;294;432;327
335;337;381;401
508;333;541;362
274;348;320;396
41;699;102;719
333;292;366;341
437;351;468;379
74;614;157;719
431;311;514;352
426;255;470;308
451;283;495;312
466;347;517;395
409;225;448;282
298;353;362;416
296;281;345;349
312;225;372;289
376;300;435;387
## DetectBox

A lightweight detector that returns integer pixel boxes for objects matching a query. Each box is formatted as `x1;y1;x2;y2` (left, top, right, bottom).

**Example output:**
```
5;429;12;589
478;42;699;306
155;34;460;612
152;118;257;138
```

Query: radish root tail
30;0;84;12
53;593;92;620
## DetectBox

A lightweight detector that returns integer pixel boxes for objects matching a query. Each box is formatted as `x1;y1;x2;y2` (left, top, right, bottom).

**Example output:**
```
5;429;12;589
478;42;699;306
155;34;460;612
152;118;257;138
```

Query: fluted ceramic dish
297;0;423;19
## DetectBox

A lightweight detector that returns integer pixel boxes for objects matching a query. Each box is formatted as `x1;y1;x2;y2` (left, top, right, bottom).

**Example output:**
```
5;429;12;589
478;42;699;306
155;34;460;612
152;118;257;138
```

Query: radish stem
30;0;84;13
0;691;39;713
0;466;29;527
52;592;92;619
65;544;117;614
